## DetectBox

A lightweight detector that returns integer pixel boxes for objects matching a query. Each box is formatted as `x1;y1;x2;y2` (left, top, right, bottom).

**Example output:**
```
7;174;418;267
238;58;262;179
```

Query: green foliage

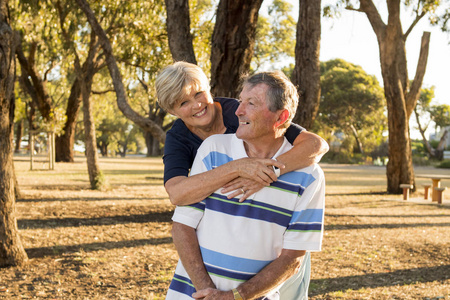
430;104;450;129
253;0;296;70
437;160;450;168
315;59;387;155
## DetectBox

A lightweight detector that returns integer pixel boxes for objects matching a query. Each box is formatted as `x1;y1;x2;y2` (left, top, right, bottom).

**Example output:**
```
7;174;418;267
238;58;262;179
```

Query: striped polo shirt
166;134;325;300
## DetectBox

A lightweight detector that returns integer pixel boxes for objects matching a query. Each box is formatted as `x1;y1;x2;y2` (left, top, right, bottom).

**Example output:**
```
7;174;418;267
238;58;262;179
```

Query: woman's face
170;87;216;129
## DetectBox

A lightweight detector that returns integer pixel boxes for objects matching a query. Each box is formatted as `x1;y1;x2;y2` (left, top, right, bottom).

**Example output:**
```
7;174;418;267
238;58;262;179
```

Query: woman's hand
221;177;266;202
233;157;284;185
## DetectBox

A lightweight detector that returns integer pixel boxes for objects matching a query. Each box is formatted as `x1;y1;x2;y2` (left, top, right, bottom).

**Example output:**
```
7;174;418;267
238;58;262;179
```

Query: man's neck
243;136;285;159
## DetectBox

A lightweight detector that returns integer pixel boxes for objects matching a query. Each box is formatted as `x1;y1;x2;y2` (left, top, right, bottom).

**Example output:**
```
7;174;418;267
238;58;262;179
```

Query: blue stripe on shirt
206;193;292;226
287;223;323;232
202;151;233;170
291;209;324;223
169;273;196;297
200;246;272;274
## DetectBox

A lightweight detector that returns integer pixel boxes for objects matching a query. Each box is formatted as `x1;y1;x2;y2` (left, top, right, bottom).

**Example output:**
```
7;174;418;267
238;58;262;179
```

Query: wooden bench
400;184;413;201
416;175;450;202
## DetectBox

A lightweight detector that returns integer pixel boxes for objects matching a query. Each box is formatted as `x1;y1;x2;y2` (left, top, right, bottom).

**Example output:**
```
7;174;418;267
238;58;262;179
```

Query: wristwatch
232;288;243;300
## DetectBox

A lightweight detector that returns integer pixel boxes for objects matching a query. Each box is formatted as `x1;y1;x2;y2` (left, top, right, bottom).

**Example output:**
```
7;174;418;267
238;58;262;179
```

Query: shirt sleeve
285;123;305;145
283;165;325;251
171;138;213;229
163;130;196;184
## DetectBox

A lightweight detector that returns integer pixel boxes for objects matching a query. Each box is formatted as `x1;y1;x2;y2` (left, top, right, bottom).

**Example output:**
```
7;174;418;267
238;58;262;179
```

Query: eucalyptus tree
292;0;322;130
13;0;79;162
318;59;386;154
330;0;447;193
0;0;28;267
414;86;450;158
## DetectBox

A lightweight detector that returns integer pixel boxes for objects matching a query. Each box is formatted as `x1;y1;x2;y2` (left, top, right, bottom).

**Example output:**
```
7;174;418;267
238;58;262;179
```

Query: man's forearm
237;249;306;299
172;222;215;290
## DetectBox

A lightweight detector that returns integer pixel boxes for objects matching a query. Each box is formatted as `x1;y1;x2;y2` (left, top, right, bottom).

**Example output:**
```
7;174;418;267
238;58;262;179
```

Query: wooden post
423;184;431;200
400;184;413;201
431;179;441;202
51;131;55;170
435;187;447;204
30;131;34;170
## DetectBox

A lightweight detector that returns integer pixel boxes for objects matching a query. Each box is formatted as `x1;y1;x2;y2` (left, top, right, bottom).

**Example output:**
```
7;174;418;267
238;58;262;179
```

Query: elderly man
166;71;325;300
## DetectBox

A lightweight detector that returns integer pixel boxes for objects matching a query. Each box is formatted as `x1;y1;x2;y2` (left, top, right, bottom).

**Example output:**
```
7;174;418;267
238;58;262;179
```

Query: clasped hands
221;158;284;202
192;288;234;300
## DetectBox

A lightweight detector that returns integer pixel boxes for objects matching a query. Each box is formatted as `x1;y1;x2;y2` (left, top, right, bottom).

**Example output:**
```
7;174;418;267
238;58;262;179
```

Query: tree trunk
291;0;321;130
164;0;197;64
356;0;430;194
414;107;435;157
0;2;28;266
15;35;53;123
210;0;264;98
145;132;163;157
55;78;82;162
75;0;166;144
349;124;364;154
81;76;103;190
14;119;23;153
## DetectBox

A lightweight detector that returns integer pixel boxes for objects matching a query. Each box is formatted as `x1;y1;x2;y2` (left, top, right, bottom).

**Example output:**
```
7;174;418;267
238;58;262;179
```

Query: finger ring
240;188;245;194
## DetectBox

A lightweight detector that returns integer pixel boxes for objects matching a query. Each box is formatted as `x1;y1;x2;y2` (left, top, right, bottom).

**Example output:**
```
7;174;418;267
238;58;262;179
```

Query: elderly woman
156;61;328;205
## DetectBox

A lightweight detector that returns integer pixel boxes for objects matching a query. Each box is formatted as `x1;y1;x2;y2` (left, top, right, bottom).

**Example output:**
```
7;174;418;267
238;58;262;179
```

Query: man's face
235;83;280;142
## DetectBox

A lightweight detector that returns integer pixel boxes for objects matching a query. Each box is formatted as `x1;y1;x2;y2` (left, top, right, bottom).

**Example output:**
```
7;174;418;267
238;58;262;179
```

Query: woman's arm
276;130;329;175
165;157;284;205
222;131;329;201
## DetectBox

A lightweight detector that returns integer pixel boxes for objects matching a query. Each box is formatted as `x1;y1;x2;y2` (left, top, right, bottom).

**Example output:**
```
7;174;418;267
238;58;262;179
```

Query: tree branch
75;0;166;143
357;0;386;40
406;31;431;118
404;11;426;39
92;89;115;95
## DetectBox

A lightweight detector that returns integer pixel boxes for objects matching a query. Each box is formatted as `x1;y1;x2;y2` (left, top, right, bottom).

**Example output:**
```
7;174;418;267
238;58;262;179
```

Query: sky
319;3;450;107
283;1;450;138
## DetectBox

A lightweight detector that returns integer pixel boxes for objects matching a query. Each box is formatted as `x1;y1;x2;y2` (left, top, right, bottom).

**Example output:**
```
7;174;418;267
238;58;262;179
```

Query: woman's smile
193;107;207;117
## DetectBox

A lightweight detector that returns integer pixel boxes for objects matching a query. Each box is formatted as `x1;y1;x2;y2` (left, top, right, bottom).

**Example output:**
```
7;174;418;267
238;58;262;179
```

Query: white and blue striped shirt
166;134;325;299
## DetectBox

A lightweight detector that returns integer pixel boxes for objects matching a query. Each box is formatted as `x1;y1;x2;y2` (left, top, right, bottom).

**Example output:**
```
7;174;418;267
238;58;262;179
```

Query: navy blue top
163;97;304;183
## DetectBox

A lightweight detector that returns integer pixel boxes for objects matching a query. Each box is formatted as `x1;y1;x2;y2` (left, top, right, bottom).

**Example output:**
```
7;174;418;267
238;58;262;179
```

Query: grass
1;156;449;299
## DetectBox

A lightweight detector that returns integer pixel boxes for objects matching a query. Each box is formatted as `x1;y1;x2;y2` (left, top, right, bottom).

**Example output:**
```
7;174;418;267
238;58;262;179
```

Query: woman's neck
187;102;226;140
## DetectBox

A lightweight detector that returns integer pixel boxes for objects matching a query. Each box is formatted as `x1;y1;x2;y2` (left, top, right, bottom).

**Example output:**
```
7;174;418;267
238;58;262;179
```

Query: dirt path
1;157;448;299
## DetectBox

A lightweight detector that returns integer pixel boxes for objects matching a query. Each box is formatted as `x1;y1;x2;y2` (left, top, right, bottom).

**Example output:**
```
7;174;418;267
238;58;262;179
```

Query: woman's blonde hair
155;61;211;112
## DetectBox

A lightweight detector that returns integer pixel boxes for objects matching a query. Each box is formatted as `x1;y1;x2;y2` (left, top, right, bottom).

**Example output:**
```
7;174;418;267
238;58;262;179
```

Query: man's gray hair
241;71;299;128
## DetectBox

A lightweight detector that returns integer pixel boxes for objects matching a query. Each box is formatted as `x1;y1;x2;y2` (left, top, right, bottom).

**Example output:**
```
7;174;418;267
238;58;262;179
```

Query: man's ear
274;109;289;128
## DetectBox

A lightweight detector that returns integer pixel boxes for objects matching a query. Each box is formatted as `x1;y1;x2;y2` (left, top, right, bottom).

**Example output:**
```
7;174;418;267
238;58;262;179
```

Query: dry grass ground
0;156;449;299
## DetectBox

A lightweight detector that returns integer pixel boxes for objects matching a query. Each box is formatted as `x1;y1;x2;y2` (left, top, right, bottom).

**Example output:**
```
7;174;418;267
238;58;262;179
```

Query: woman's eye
195;91;203;98
180;101;188;107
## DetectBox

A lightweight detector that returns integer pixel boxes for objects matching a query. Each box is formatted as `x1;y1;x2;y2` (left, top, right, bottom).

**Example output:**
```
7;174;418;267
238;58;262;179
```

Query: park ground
0;155;449;299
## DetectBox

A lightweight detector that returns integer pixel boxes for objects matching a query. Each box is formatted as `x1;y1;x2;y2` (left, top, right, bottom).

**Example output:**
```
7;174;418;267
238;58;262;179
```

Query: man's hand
192;288;233;300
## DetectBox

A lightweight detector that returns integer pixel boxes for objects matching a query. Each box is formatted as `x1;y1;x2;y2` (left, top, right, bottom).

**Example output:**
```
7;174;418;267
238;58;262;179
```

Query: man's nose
235;104;244;116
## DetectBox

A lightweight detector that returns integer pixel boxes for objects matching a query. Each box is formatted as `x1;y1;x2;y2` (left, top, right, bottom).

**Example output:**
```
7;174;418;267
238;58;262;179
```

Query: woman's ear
274;109;289;128
167;108;179;118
